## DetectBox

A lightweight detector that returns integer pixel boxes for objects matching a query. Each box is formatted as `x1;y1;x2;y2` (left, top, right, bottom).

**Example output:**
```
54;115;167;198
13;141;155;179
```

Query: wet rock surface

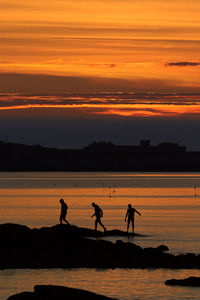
0;223;200;269
165;276;200;286
7;285;117;299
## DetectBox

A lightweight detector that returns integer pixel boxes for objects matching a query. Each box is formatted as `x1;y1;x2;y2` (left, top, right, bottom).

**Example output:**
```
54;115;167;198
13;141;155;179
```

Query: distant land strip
1;140;200;171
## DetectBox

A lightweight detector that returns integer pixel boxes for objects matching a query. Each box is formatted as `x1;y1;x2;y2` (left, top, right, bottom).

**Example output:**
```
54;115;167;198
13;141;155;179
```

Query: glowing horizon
1;92;200;118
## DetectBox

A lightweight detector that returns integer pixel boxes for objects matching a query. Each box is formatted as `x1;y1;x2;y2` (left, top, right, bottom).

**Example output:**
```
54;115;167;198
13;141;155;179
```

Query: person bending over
59;198;70;225
91;202;107;232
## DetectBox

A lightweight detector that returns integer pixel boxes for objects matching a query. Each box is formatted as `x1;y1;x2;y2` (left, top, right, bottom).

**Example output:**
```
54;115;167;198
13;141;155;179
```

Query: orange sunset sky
0;0;200;148
1;0;200;90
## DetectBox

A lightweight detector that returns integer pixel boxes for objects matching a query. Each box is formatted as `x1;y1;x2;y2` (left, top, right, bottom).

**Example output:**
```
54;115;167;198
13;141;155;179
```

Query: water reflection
1;268;200;300
0;172;200;254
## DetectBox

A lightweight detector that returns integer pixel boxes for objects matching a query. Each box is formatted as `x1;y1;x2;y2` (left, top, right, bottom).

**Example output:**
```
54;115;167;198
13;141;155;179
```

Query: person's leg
131;218;134;233
95;218;98;230
65;212;70;224
60;214;63;224
99;218;106;231
127;219;130;232
63;218;69;225
60;213;69;225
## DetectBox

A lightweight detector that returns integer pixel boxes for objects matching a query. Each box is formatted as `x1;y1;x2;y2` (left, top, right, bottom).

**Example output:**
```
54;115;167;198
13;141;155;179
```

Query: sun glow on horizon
1;102;200;118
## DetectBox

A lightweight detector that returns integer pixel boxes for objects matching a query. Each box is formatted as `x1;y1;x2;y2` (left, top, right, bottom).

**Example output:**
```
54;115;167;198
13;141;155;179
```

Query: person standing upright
125;204;141;233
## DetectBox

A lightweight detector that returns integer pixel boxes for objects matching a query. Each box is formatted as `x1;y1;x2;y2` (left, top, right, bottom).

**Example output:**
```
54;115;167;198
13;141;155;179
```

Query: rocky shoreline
1;223;200;269
165;276;200;287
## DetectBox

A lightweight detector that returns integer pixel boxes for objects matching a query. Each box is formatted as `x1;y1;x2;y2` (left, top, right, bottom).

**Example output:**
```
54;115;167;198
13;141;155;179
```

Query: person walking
91;202;107;232
125;204;141;233
59;198;70;225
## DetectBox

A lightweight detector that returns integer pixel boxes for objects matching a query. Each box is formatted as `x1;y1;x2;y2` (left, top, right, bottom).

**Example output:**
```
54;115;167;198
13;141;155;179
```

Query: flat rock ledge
0;223;200;269
7;285;117;300
165;276;200;287
0;223;144;238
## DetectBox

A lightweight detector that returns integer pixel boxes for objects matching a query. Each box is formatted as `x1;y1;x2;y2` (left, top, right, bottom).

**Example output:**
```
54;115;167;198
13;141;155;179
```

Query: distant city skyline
0;138;187;150
1;119;199;151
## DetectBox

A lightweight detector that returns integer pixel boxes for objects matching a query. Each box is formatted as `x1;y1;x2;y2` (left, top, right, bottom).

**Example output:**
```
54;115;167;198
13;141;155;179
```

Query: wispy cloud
166;61;200;67
1;92;200;118
1;0;200;94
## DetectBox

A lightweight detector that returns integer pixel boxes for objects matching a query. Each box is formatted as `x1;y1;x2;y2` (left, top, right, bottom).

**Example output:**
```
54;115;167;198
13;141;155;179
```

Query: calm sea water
0;172;200;299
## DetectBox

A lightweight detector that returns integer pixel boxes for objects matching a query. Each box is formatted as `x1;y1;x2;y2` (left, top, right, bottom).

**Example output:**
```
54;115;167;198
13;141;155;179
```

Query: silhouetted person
125;204;141;233
91;202;107;232
59;199;70;225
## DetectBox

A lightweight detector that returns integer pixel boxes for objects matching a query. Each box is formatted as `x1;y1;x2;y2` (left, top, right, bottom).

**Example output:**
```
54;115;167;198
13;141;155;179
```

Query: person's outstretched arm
91;213;95;218
135;209;141;216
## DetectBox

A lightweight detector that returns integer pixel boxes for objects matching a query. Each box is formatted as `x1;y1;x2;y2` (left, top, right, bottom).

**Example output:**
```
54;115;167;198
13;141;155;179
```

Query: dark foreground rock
0;223;200;269
165;276;200;287
7;285;117;299
0;223;144;239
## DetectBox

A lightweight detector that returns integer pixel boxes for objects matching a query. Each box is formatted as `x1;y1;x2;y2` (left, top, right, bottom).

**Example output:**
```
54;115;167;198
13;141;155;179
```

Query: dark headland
1;223;200;270
1;139;200;171
7;285;117;300
165;276;200;287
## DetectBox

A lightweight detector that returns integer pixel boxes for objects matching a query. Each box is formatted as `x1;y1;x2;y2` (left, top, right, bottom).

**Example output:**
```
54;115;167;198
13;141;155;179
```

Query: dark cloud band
0;92;200;108
166;62;200;67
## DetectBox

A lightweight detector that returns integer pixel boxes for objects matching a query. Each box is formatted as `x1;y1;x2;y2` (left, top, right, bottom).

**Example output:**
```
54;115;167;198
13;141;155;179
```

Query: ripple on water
1;268;200;300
